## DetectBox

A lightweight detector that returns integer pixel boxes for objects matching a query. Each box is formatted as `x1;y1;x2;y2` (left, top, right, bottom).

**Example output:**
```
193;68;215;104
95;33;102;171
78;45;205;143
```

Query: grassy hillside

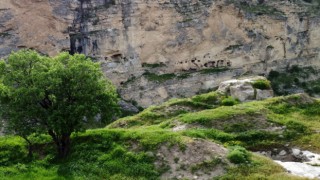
1;91;319;179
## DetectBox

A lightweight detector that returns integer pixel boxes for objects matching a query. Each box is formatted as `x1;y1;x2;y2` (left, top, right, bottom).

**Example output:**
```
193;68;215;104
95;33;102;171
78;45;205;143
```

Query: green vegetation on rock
252;79;271;90
143;71;176;83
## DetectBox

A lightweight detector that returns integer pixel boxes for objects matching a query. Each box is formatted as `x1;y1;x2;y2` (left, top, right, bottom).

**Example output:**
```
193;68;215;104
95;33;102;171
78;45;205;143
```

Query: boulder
229;81;255;101
217;76;274;102
256;89;274;100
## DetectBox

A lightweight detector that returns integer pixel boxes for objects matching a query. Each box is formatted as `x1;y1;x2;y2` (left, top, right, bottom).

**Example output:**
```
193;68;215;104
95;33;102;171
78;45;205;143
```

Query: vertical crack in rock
69;0;92;55
120;0;139;70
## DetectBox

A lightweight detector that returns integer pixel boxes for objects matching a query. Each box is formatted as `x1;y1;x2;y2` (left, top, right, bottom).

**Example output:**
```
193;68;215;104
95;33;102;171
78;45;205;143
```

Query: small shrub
283;121;308;140
227;146;251;164
252;79;271;90
235;130;278;144
0;137;27;166
221;97;239;106
268;70;280;79
192;92;220;105
302;102;320;115
268;102;293;114
182;129;234;143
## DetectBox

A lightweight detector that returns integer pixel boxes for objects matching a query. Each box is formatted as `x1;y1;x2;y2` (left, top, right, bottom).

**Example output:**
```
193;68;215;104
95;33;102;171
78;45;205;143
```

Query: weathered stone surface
230;82;255;102
0;0;320;107
218;76;273;101
118;100;139;114
256;89;274;100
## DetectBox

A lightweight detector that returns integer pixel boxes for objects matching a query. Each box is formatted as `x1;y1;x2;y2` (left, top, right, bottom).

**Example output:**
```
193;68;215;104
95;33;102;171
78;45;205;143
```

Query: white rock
292;148;301;157
256;89;274;100
279;150;287;156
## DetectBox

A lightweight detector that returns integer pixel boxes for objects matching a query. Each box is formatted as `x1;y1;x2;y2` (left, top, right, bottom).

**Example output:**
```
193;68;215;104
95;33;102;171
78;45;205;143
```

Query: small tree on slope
0;50;119;158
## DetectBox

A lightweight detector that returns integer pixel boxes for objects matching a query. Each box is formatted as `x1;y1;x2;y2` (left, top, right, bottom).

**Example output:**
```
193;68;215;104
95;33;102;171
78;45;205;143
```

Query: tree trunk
48;130;71;158
22;136;33;159
57;134;71;158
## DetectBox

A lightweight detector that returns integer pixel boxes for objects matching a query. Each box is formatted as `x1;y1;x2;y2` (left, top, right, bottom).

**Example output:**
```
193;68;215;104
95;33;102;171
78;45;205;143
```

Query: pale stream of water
274;150;320;179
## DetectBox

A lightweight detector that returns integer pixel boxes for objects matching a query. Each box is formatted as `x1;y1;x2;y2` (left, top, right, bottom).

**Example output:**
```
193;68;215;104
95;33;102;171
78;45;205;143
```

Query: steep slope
109;90;320;179
1;89;318;179
1;0;320;107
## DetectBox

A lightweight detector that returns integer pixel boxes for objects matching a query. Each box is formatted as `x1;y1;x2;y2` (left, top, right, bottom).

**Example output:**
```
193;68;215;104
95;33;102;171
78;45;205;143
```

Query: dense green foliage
0;50;119;157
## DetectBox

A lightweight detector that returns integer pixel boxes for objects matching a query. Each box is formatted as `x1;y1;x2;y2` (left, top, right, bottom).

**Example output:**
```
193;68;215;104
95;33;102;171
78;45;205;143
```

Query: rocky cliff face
1;0;320;107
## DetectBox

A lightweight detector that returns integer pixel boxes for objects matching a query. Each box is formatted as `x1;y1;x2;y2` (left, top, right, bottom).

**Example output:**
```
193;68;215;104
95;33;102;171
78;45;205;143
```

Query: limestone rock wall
1;0;320;107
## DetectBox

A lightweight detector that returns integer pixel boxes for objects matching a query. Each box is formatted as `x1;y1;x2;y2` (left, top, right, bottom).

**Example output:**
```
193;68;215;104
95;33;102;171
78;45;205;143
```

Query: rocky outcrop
218;76;273;101
118;100;140;114
1;0;320;107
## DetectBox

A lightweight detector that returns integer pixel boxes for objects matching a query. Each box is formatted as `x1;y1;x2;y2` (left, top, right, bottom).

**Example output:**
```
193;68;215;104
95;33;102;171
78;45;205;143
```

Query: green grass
178;103;261;126
2;90;320;179
111;92;320;151
142;62;166;68
0;128;185;180
108;91;226;128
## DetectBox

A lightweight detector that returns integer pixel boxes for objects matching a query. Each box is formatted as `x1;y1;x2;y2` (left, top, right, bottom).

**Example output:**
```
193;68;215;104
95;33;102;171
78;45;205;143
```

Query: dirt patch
155;139;229;179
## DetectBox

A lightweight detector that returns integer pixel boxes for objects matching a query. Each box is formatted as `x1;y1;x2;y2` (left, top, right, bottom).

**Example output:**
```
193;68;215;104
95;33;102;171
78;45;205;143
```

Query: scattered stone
279;150;287;156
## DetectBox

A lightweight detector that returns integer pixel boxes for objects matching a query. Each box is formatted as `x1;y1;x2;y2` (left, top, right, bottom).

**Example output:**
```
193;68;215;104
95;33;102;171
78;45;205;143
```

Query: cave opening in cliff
69;34;84;55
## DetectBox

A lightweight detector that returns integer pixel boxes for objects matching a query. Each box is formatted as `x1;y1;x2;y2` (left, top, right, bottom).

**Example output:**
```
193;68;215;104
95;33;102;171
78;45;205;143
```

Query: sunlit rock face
1;0;320;107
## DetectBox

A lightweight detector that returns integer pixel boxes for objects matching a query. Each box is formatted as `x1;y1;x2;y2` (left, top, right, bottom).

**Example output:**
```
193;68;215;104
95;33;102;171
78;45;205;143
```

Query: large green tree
0;50;119;158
